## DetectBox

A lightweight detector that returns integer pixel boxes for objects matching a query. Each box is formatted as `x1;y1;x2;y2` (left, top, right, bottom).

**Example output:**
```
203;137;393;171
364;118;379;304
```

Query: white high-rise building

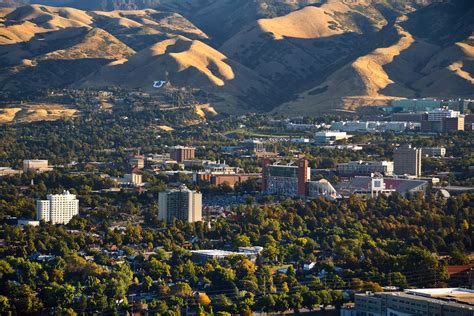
36;190;79;224
158;185;202;223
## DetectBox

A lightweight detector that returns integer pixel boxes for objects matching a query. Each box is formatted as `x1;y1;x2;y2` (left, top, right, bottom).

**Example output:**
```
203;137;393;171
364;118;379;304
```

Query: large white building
158;185;202;223
314;131;352;144
36;190;79;224
330;121;415;133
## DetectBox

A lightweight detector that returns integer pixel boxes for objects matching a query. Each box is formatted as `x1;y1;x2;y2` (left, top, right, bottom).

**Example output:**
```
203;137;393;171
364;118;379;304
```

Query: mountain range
0;0;473;115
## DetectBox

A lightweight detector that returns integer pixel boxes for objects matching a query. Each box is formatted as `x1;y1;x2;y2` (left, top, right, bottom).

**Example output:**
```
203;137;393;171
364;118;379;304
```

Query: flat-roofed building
36;190;79;224
422;147;446;157
0;167;22;177
352;288;474;316
337;160;394;176
262;159;309;197
314;131;352;145
23;160;53;173
444;116;465;132
128;155;145;169
169;146;195;163
428;109;460;121
158;185;202;223
240;139;265;153
394;144;422;177
193;172;260;188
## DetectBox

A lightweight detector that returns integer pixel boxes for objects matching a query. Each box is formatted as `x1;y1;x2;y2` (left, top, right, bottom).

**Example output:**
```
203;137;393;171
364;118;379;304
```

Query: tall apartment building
23;160;53;173
36;190;79;224
158;185;202;223
394;144;422;177
169;146;196;163
337;161;394;176
343;288;474;316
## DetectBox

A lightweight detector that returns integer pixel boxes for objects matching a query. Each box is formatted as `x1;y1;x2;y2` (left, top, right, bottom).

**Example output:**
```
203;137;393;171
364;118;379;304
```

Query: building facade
262;159;339;200
394;144;422;177
262;159;309;197
337;161;394;176
169;146;196;163
23;160;52;173
128;155;145;169
422;147;446;157
350;288;474;316
36;190;79;224
314;131;352;144
158;185;202;223
443;116;465;132
427;109;460;121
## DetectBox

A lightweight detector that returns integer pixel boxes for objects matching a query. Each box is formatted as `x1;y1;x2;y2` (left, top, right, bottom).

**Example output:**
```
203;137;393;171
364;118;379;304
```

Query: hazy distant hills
0;0;473;114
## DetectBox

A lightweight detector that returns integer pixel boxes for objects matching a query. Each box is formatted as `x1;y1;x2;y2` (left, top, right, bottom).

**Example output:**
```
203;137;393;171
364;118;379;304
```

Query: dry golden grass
81;36;238;88
40;28;135;60
0;104;78;124
0;108;22;123
258;6;344;40
0;5;93;45
0;21;48;44
157;125;174;132
170;40;234;86
194;104;218;118
272;22;418;115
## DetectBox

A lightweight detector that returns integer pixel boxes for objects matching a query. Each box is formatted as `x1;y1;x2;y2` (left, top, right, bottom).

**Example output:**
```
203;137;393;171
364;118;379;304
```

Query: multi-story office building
128;155;145;169
422;147;446;157
443;116;465;132
394;144;422;177
337;161;394;176
391;112;428;122
158;185;202;223
330;121;413;133
240;139;265;153
36;190;79;224
314;131;352;144
169;146;196;163
23;160;53;173
427;109;460;121
345;288;474;316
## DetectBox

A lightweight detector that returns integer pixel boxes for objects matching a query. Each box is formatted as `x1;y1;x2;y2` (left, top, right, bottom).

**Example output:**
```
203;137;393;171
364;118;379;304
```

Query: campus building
158;185;202;223
23;160;53;173
193;172;260;188
169;146;196;163
337;161;394;176
128;155;145;169
345;288;474;316
336;175;428;198
314;131;352;145
36;190;79;224
422;147;446;157
240;139;265;153
262;159;339;200
394;144;422;177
